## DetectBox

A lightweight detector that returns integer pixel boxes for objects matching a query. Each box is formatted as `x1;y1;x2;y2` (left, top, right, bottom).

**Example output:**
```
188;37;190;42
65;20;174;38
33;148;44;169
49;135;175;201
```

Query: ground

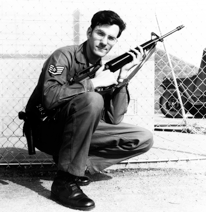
0;160;206;212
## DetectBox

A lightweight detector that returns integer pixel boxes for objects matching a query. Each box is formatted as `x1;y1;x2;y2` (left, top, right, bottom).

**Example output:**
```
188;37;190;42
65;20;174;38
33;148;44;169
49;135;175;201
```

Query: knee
62;92;104;118
141;128;154;151
127;126;154;152
84;92;104;111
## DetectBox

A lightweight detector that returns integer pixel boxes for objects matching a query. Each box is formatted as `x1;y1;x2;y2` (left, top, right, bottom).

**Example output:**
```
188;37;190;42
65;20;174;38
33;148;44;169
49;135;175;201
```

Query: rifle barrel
141;25;185;50
159;25;184;40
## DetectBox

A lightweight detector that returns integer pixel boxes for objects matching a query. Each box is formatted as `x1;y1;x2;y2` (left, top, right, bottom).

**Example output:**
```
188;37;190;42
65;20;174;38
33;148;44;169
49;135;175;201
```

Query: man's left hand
118;46;144;82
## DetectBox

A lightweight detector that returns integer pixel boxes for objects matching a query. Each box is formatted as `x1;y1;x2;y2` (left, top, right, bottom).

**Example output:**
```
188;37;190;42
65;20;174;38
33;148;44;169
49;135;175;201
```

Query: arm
101;47;143;124
42;49;94;110
102;86;130;124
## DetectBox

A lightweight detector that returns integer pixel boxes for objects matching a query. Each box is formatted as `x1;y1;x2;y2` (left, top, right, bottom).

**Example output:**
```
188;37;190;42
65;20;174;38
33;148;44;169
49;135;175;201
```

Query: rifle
70;25;184;93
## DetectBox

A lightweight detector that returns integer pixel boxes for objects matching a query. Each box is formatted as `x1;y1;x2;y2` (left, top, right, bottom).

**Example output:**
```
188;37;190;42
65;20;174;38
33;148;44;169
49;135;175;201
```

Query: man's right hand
90;65;118;89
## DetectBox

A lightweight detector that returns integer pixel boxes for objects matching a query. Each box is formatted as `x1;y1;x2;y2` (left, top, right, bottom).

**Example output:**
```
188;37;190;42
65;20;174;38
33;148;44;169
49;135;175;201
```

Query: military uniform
26;41;153;176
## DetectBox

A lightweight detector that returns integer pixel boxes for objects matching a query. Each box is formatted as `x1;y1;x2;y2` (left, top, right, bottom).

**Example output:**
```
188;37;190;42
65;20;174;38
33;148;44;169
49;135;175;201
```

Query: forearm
102;86;130;124
43;79;94;110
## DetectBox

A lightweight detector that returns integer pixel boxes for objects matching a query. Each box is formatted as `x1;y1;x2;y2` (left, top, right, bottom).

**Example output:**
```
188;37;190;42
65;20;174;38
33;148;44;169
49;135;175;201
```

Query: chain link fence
1;0;206;166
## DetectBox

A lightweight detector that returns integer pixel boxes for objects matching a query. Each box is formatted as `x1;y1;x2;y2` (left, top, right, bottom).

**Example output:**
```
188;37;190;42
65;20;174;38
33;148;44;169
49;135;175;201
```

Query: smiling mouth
97;46;107;51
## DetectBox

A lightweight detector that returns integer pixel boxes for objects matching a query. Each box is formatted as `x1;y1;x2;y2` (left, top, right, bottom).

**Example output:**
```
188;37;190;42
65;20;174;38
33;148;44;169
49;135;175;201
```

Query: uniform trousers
33;92;154;176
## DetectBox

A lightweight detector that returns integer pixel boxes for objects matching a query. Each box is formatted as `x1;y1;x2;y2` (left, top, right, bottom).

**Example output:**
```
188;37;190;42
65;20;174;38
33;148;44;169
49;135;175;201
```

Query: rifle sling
116;45;156;89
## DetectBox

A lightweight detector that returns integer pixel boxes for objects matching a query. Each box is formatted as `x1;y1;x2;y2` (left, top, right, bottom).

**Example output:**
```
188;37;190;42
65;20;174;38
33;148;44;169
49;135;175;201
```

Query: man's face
87;24;120;58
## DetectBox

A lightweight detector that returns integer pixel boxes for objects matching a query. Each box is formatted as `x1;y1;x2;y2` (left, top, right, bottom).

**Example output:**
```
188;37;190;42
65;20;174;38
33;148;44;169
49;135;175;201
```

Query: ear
87;27;92;38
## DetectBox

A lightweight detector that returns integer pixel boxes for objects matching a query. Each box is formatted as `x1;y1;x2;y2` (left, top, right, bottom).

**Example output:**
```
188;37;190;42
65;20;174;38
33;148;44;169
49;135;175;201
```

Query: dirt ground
0;161;206;212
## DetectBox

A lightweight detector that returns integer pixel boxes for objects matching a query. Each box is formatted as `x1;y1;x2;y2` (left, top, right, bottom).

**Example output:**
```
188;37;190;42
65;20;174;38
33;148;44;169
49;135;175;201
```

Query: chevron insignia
48;64;65;75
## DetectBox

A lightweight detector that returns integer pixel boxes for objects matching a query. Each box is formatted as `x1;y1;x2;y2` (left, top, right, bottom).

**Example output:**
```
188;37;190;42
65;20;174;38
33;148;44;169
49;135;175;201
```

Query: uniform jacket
26;41;130;124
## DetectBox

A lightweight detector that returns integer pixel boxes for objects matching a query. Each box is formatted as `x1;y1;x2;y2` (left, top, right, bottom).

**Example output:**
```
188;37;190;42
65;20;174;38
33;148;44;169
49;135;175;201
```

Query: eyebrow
95;29;117;39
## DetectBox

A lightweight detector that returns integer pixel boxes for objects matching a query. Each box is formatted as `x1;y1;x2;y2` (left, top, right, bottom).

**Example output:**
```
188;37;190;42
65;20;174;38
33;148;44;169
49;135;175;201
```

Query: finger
136;46;144;55
128;51;139;61
130;46;144;57
138;46;144;55
129;48;139;57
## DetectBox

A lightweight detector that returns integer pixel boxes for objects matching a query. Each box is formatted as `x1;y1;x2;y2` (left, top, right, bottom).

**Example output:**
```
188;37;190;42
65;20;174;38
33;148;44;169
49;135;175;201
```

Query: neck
85;42;101;65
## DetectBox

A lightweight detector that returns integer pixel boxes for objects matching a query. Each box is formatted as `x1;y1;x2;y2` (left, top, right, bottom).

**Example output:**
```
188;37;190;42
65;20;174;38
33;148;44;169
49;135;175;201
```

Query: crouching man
25;10;153;211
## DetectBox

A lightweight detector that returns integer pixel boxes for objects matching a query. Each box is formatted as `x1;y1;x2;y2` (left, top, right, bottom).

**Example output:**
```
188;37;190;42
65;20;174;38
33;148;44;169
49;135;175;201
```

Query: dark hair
90;10;126;38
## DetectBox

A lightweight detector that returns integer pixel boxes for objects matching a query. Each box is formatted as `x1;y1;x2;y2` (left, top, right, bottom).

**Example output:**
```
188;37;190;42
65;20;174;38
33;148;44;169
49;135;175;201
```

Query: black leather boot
74;175;91;186
52;156;91;186
51;172;95;210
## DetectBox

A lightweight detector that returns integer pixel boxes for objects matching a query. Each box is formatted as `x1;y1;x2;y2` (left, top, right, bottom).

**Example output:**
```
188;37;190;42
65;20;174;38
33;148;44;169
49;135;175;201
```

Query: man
25;10;153;210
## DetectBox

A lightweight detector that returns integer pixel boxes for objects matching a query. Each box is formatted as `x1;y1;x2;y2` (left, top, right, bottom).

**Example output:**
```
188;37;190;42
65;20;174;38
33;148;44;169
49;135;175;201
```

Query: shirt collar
75;41;102;66
75;41;88;65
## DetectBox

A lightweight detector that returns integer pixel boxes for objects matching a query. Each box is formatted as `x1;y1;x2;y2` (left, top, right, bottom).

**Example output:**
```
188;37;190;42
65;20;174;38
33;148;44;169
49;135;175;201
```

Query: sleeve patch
48;65;65;75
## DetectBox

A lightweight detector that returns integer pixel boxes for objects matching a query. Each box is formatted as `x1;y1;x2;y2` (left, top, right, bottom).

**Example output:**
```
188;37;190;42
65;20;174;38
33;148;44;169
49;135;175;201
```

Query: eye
108;36;116;41
96;31;105;37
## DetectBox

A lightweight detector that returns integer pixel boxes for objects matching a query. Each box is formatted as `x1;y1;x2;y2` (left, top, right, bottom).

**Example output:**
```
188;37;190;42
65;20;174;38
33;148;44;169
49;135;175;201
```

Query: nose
100;36;108;45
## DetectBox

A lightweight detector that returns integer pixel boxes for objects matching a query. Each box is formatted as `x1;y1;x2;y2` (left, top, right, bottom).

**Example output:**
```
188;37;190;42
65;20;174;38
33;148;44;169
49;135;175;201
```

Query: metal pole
155;13;188;126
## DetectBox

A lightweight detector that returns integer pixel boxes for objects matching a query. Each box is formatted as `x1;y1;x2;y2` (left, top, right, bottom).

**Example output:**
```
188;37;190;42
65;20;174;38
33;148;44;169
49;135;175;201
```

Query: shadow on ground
0;165;113;201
